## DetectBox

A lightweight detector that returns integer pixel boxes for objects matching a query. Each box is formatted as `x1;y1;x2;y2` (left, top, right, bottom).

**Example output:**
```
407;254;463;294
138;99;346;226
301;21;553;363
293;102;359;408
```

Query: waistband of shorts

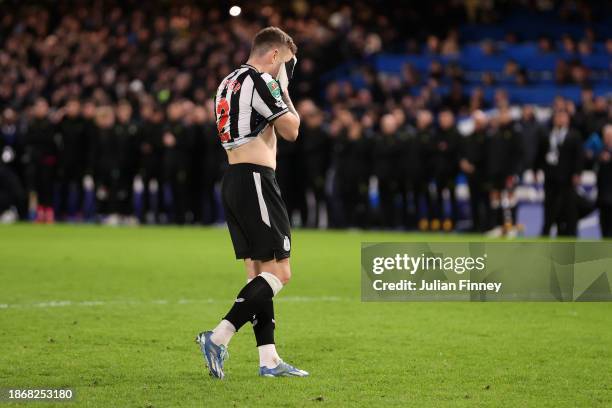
226;163;275;177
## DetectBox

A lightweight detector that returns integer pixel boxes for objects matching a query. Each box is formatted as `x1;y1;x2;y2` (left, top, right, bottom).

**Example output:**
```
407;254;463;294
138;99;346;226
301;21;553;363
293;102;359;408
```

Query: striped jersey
214;64;289;150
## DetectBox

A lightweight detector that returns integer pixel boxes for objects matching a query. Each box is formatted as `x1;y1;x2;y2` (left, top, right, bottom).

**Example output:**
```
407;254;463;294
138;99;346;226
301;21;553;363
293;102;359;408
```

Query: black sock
252;299;275;346
224;276;273;331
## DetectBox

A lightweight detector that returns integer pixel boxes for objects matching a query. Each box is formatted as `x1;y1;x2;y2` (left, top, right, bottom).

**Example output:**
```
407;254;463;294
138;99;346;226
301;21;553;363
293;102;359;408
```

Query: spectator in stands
442;81;469;115
597;124;612;237
538;109;583;237
0;0;610;236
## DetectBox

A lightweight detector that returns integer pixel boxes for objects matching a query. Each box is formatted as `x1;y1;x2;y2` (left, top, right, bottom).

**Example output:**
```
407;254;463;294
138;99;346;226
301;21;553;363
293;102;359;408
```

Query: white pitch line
0;296;351;310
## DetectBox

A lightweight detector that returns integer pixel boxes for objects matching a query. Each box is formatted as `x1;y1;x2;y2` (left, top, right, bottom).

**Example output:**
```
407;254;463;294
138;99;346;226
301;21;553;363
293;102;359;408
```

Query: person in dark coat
460;110;490;232
537;110;583;237
298;100;330;228
135;103;163;223
431;109;460;231
88;106;126;221
113;100;139;218
518;105;545;172
276;125;306;227
596;124;612;237
0;108;26;219
160;101;194;224
486;108;523;230
331;118;370;228
191;104;226;225
23;98;57;222
57;98;88;219
409;110;435;231
373;114;402;228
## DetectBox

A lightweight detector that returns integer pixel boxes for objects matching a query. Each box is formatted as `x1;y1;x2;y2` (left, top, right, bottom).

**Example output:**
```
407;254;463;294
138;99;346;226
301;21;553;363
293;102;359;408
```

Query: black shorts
221;163;291;261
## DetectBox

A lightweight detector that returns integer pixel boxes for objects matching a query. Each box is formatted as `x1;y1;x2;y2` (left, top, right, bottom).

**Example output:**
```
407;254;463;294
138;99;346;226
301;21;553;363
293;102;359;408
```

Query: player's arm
252;72;300;141
273;91;300;142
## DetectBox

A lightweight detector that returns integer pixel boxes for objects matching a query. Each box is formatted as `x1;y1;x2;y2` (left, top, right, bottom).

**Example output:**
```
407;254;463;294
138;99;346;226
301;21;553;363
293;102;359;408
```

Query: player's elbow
284;126;299;142
274;113;300;142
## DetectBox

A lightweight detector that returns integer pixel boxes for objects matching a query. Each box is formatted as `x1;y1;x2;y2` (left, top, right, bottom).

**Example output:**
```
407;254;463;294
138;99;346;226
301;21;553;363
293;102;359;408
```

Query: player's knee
273;259;292;285
244;258;260;279
278;268;291;285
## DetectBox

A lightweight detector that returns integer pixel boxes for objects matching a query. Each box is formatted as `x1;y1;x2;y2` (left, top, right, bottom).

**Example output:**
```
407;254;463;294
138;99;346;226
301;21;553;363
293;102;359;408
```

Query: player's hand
277;56;297;93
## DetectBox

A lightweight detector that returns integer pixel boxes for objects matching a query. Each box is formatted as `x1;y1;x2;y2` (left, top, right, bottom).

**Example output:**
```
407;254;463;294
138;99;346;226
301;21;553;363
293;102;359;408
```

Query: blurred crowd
0;0;611;236
287;95;612;237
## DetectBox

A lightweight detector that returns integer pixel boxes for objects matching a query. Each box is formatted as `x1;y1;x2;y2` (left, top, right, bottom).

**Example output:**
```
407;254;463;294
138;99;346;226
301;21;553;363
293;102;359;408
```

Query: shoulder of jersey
259;72;275;83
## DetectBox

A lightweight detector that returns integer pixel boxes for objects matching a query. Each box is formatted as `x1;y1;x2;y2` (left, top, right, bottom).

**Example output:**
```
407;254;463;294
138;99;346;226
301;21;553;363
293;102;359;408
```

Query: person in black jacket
331;115;370;228
57;98;88;219
431;109;460;231
597;124;612;237
298;100;330;228
88;106;128;222
113;100;139;219
198;103;226;225
373;114;402;228
81;101;98;220
135;103;163;223
410;110;435;231
23;98;57;222
161;101;194;224
0;108;26;219
460;110;490;232
537;110;583;237
486;108;523;230
276;123;306;227
518;105;545;172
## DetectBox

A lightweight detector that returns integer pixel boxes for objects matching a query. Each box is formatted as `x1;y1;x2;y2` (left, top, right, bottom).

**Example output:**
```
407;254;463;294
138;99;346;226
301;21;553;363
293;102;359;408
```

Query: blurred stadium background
0;0;611;238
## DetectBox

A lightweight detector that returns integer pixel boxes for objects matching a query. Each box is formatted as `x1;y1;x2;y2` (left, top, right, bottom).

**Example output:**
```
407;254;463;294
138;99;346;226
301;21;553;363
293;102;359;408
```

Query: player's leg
252;258;307;377
251;257;283;369
243;259;279;369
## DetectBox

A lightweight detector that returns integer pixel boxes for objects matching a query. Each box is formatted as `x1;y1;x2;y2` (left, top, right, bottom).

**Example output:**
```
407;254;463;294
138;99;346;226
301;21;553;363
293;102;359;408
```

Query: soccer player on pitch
195;27;308;378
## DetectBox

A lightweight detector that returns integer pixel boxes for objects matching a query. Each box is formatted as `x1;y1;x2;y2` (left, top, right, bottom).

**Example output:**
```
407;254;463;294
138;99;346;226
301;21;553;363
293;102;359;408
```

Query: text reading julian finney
370;253;502;293
362;242;612;301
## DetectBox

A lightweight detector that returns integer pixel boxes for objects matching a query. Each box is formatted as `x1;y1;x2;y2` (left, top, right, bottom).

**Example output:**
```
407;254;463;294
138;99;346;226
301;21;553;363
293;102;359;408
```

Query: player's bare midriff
226;124;278;169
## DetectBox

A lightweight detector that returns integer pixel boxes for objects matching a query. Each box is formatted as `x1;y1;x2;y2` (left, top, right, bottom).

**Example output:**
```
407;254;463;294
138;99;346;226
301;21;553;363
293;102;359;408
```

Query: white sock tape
259;272;283;296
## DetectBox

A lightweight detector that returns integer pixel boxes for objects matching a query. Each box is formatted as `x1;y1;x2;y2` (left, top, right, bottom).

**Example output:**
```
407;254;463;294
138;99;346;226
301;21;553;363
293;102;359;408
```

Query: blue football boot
259;360;309;377
195;331;228;379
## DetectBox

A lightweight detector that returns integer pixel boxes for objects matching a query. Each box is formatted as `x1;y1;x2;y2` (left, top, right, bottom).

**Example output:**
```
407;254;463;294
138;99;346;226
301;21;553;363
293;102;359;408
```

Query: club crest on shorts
283;235;291;251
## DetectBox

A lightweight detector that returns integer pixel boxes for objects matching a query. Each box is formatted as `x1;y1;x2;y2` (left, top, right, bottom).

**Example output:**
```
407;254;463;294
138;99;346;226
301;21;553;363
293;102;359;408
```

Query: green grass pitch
0;225;611;407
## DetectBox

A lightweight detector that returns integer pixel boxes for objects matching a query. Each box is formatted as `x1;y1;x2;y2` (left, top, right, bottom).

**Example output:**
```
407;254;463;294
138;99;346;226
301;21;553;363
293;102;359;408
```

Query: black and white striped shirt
214;64;289;150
